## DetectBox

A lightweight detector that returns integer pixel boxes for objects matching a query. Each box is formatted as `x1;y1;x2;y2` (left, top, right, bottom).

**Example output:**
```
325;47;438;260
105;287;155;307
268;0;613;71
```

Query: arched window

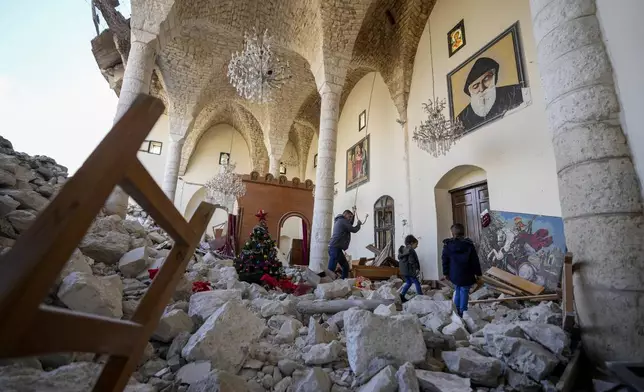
374;195;395;255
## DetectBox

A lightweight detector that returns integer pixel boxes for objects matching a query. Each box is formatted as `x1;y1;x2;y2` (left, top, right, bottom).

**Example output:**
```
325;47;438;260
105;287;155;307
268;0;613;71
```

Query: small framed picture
448;19;466;57
219;152;230;165
358;110;367;131
279;162;287;175
314;154;318;168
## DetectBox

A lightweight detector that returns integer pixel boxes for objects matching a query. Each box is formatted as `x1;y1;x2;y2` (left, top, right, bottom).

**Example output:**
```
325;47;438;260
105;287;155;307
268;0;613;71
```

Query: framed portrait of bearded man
447;22;529;134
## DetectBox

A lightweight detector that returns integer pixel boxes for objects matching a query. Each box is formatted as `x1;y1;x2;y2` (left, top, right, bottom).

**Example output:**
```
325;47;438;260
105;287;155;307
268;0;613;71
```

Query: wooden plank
0;95;164;355
0;305;143;358
93;201;215;392
556;348;582;392
121;159;196;245
469;293;560;304
562;252;575;331
480;275;523;295
486;267;545;295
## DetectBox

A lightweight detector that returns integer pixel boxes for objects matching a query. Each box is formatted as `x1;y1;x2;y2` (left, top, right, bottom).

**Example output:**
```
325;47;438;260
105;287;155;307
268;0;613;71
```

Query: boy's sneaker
400;293;408;303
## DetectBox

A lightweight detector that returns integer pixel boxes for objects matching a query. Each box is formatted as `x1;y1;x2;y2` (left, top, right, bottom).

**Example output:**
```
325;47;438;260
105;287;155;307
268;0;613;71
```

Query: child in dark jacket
398;235;423;303
441;223;482;316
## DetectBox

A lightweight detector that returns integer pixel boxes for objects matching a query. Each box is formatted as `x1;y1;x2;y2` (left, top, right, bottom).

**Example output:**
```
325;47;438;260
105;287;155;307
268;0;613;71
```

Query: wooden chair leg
92;202;214;392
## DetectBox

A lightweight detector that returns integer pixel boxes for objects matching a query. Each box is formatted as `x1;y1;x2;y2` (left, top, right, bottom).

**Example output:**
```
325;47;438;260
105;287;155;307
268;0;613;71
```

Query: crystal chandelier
205;163;246;211
227;29;292;103
412;98;464;158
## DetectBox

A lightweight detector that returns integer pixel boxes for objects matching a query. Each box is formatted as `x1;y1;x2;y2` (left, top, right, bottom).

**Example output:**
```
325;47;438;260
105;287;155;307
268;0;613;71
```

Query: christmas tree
235;209;284;280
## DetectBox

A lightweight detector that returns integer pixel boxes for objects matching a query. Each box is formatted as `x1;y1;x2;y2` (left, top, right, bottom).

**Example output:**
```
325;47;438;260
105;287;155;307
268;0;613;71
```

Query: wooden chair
0;95;215;392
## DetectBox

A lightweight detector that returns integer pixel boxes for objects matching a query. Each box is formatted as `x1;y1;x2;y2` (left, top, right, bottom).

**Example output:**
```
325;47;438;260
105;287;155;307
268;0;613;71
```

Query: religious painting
478;210;566;290
346;135;370;191
279;162;287;175
314;154;318;168
219;152;230;165
447;22;527;134
358;110;367;131
447;19;466;57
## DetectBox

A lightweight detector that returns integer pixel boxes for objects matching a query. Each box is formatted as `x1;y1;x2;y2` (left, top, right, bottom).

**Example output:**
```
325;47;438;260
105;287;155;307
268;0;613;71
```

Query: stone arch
276;211;311;265
181;101;269;175
184;186;239;239
350;0;434;118
434;164;488;251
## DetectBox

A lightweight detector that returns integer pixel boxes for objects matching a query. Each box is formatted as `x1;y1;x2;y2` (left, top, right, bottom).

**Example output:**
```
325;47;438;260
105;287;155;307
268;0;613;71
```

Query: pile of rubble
0;137;576;391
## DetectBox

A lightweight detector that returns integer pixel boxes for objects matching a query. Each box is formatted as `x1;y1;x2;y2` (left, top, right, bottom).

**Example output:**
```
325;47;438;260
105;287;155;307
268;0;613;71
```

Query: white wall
138;113;169;186
333;72;407;263
596;0;644;198
176;124;252;215
278;216;303;257
405;0;561;279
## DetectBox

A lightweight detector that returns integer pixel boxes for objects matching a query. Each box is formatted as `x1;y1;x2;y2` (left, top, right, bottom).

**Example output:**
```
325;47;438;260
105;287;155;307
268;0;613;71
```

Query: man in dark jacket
328;209;362;279
442;223;482;316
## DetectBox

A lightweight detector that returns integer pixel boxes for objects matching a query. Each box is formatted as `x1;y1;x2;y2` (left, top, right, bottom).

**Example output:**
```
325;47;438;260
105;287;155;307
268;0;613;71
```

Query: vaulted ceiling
92;0;435;177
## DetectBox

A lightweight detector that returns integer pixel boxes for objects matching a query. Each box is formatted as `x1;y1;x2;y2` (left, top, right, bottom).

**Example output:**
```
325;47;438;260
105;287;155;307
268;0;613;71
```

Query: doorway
449;181;489;246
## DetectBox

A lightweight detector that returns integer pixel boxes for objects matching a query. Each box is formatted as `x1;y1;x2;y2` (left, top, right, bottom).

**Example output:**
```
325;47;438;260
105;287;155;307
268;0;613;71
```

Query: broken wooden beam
562;252;575;331
296;299;395;314
486;267;545;295
469;293;560;304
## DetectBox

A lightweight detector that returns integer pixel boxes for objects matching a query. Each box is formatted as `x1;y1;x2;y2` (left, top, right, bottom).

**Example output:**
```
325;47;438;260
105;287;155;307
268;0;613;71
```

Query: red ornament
192;281;212;293
255;209;268;221
148;268;159;280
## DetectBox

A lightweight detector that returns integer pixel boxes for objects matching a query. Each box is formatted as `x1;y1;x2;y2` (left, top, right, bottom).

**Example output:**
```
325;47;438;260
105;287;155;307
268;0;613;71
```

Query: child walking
441;223;482;316
398;235;423;303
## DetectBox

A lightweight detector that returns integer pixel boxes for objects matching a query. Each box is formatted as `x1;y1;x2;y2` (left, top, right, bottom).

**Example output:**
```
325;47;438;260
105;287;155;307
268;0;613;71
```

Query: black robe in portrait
457;84;524;132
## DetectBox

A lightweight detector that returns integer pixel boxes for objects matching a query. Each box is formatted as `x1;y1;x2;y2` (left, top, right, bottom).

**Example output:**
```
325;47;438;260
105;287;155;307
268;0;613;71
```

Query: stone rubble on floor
0;137;578;391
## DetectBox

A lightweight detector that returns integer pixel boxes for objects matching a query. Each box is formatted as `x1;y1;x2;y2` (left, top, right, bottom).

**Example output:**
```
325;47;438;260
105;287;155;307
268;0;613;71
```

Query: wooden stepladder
0;95;215;391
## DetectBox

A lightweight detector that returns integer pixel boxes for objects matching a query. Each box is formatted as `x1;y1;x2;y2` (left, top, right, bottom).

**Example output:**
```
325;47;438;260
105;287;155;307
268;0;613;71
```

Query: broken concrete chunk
442;347;503;387
518;322;569;355
306;317;336;345
303;340;342;365
182;301;265;373
79;231;130;265
0;189;48;211
57;272;123;318
415;369;471;392
344;309;426;375
57;249;93;284
118;247;150;278
188;289;243;322
5;209;36;232
373;303;398;317
292;367;331;392
186;369;249;392
395;362;420;392
314;280;352;300
153;309;194;343
402;297;453;316
357;365;397;392
485;335;558;381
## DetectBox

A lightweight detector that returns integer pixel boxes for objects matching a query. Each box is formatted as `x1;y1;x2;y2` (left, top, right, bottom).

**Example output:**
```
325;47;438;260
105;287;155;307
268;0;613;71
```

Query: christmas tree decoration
235;209;283;283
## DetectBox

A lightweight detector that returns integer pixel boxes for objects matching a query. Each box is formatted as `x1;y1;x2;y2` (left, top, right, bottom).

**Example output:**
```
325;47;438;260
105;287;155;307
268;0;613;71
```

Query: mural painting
478;210;566;290
346;134;370;191
447;22;528;133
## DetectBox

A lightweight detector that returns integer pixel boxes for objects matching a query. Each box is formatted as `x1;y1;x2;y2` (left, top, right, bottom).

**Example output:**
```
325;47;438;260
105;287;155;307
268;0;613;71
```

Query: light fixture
412;24;464;157
205;163;246;211
227;29;292;103
413;99;464;157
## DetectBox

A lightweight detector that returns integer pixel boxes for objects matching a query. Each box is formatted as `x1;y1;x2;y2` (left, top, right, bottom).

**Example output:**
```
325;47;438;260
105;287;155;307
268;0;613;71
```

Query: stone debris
0;136;577;392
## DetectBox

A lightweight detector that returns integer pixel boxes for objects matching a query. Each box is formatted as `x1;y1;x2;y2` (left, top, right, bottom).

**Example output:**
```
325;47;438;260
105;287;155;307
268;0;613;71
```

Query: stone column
267;138;287;177
104;32;157;217
268;155;282;177
309;82;342;272
162;133;185;203
400;115;414;236
530;0;644;363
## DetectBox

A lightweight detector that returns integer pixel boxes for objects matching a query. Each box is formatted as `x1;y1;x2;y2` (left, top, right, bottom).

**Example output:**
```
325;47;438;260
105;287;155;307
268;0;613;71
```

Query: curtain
301;219;309;266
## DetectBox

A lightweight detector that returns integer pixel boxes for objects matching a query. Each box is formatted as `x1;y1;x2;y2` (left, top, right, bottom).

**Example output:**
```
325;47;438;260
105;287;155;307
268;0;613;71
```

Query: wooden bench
0;95;215;392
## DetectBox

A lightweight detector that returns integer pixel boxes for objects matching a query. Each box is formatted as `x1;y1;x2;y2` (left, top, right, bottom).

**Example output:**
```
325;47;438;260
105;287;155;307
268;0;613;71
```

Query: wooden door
450;182;489;245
